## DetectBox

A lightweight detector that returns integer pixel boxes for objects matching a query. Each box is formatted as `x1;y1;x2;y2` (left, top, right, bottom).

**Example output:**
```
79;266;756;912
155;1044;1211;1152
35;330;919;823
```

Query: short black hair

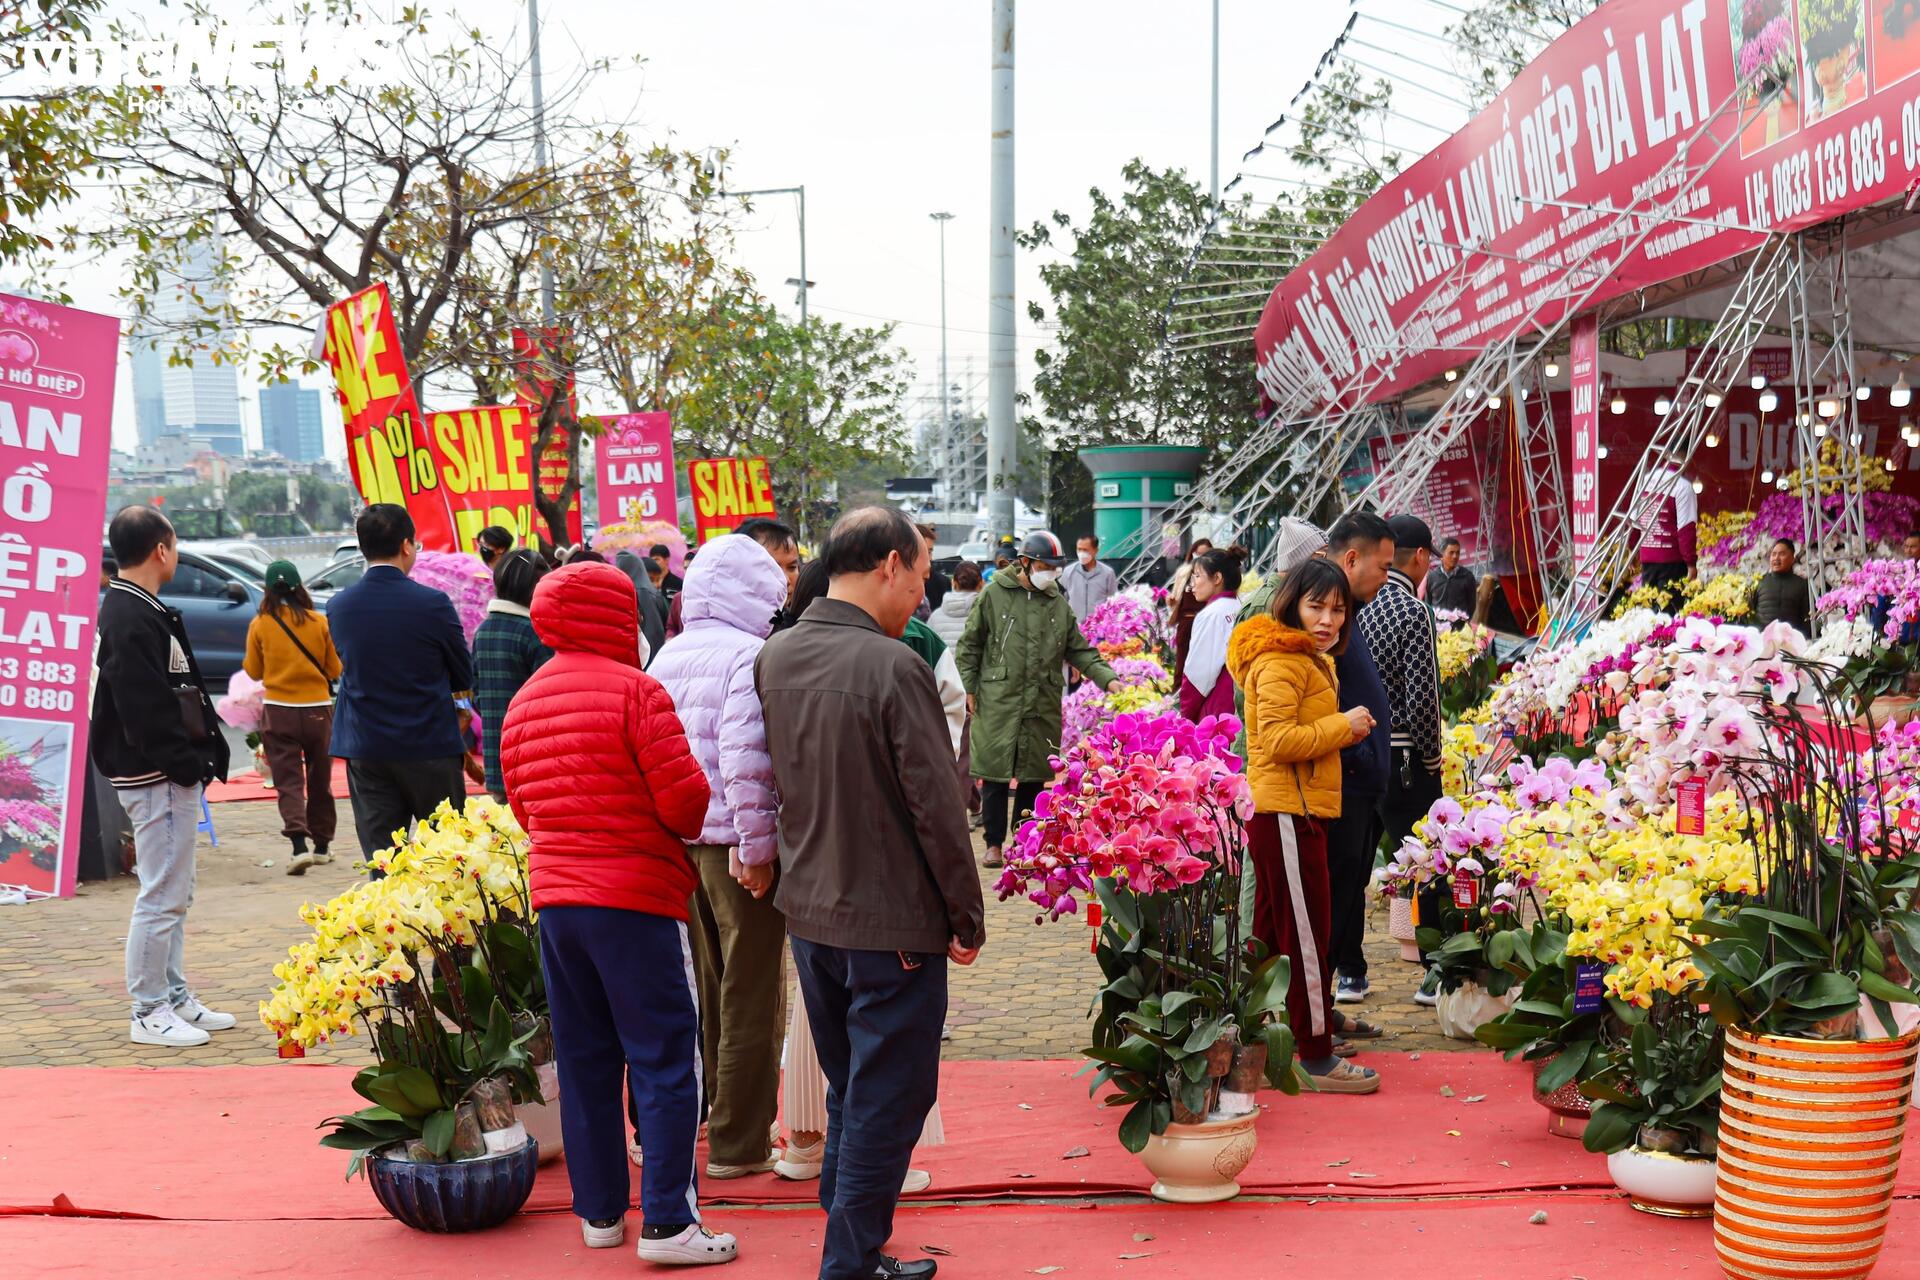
1079;533;1100;549
357;503;416;560
568;549;607;565
1441;537;1462;552
734;517;798;554
475;526;513;561
649;544;673;559
492;548;546;608
822;506;922;578
1269;557;1355;656
1772;537;1796;554
108;505;175;568
1326;511;1395;557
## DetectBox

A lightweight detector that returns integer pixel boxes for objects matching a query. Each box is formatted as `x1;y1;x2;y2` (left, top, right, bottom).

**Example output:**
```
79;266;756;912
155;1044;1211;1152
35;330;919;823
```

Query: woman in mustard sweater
1227;558;1379;1094
243;561;343;875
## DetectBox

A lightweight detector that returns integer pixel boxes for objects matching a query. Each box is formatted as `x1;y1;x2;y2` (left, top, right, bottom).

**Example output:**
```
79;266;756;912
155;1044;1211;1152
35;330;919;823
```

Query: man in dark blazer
327;504;475;860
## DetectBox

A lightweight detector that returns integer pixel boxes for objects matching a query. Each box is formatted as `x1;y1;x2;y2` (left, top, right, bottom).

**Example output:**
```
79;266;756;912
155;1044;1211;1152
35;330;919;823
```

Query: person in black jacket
1755;539;1812;635
92;506;233;1049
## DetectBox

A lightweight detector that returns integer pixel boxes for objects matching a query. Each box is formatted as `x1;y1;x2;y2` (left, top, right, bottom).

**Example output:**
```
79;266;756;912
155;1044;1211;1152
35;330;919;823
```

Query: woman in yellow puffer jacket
1226;557;1378;1094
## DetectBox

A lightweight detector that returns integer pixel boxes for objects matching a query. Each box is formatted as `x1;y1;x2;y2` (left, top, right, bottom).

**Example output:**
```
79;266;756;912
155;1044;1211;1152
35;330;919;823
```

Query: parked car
305;554;366;604
955;541;993;563
328;538;360;565
104;547;259;682
196;551;268;585
181;539;275;572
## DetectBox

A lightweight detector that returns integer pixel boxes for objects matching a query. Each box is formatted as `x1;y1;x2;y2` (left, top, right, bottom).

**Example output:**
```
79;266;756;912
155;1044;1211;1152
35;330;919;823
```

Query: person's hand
948;936;982;965
966;694;977;716
731;848;774;898
1344;706;1375;743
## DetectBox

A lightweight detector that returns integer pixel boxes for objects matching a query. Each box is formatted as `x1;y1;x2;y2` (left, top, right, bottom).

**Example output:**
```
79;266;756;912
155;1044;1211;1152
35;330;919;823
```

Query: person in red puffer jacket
499;560;733;1266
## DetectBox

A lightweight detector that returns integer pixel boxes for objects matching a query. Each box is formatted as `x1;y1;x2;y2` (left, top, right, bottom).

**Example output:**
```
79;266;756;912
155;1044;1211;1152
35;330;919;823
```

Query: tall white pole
529;0;555;327
931;212;954;448
1210;0;1220;205
987;0;1017;541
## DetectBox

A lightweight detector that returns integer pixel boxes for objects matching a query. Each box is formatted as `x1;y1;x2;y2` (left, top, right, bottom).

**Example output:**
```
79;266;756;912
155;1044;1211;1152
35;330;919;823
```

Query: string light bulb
1488;394;1502;409
1818;388;1842;417
1691;479;1704;494
1610;391;1626;414
1858;384;1873;401
1544;359;1560;377
1751;373;1767;390
1815;420;1828;438
1654;394;1673;414
1758;388;1778;412
1762;469;1774;482
1705;390;1723;408
1892;371;1912;408
1705;431;1720;447
1444;368;1458;382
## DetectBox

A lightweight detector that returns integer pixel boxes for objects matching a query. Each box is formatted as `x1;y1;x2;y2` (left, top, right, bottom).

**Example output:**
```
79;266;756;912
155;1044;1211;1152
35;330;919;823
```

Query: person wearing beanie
243;559;342;875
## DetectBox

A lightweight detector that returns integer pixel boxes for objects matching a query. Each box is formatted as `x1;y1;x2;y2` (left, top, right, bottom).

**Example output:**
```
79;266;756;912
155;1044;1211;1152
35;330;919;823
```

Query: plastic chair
198;792;218;848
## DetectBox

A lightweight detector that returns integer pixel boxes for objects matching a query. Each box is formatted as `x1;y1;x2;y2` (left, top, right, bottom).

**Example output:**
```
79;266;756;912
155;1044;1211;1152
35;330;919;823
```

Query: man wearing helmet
955;532;1118;868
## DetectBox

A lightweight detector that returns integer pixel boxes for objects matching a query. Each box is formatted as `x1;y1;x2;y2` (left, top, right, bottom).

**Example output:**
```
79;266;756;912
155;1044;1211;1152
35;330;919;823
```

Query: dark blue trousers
539;905;703;1227
790;936;947;1280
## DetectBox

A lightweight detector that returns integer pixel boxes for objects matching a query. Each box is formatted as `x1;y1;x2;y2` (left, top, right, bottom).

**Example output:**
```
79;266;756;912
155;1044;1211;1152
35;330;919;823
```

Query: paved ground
0;800;1462;1068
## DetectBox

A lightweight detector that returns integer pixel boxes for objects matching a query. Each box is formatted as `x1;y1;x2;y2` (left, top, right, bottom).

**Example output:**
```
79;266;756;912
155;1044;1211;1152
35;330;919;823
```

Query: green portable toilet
1078;445;1208;558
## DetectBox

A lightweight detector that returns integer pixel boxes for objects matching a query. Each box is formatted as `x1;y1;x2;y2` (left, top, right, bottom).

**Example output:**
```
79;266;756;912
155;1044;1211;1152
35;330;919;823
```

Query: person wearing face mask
955;531;1118;870
1059;534;1118;623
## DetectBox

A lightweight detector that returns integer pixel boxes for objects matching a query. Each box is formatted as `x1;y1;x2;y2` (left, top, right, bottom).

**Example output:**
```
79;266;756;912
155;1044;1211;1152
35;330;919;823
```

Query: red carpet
206;759;486;804
0;1056;1642;1222
5;1196;1745;1280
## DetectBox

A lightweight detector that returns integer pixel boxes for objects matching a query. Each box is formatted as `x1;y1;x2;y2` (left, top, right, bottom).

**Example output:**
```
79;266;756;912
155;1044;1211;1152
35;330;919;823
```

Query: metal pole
1210;0;1220;206
529;0;555;327
932;212;954;448
796;185;808;326
987;0;1017;542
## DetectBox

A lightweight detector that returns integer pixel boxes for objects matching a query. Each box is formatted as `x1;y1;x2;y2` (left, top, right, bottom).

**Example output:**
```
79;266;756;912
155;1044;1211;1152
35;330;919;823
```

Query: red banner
1366;426;1486;563
688;456;776;544
1254;0;1920;418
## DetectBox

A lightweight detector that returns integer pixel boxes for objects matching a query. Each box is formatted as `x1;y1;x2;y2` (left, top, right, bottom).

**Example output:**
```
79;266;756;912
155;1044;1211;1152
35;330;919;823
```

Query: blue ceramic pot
368;1139;539;1232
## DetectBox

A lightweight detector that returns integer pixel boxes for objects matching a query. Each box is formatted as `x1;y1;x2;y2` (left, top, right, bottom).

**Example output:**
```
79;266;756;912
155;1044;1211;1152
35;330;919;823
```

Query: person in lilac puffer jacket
645;532;790;1176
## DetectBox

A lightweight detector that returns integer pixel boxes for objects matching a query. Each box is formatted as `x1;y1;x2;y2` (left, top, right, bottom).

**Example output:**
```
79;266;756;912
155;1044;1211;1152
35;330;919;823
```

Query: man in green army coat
956;532;1117;868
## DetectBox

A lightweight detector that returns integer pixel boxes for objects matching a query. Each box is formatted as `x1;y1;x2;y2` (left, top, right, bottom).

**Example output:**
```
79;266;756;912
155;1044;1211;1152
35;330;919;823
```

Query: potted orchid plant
996;710;1299;1203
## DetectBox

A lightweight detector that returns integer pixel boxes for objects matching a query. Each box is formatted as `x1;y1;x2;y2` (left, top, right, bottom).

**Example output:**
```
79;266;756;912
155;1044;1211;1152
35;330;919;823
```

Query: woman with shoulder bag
243;560;342;875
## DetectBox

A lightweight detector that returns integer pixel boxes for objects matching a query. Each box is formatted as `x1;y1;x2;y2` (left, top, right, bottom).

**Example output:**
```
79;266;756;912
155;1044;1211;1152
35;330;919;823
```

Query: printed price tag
1675;778;1706;836
1452;877;1480;909
1573;962;1606;1015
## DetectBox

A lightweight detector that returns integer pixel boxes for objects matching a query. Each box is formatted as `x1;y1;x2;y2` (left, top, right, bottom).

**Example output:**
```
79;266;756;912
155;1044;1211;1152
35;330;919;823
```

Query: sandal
1333;1012;1384;1039
1306;1058;1381;1094
1333;1038;1358;1058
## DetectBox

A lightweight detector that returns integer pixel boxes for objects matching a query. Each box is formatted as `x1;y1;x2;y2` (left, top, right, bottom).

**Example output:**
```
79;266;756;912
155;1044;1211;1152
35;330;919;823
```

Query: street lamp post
930;211;954;458
528;0;556;327
726;186;808;324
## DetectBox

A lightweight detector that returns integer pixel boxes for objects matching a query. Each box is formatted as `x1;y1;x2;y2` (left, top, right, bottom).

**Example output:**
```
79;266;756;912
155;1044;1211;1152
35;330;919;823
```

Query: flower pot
1216;1041;1266;1118
1389;897;1421;962
252;745;273;787
1714;1025;1920;1280
1435;980;1516;1041
1138;1113;1258;1204
515;1060;565;1165
1608;1143;1716;1219
1531;1055;1594;1140
367;1139;539;1232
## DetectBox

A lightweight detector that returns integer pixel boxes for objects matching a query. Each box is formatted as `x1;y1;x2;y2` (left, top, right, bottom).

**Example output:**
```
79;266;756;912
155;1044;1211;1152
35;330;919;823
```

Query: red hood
531;561;640;666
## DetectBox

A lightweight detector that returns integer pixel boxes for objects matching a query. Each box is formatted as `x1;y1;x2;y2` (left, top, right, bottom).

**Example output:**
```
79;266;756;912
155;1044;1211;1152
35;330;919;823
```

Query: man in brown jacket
756;505;983;1280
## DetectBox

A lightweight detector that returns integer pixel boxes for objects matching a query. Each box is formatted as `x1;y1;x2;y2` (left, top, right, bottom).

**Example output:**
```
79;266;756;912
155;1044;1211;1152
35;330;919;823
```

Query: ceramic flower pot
1608;1143;1715;1219
1714;1025;1920;1280
1435;980;1516;1041
1138;1113;1258;1204
1531;1055;1594;1140
367;1139;539;1232
1389;896;1421;962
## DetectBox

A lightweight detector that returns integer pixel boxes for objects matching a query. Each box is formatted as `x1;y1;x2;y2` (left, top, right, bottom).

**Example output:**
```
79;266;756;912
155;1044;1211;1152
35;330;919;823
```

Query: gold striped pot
1714;1024;1920;1280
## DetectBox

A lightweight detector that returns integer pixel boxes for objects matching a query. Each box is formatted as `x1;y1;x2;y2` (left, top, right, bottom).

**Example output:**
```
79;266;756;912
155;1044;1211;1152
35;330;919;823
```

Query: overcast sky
18;0;1464;457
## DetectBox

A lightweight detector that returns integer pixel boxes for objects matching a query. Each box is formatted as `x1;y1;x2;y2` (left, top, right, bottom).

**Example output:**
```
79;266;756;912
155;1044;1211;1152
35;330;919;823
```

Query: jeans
1327;802;1383;980
120;781;201;1017
980;778;1042;850
791;936;946;1280
687;844;787;1165
344;756;465;858
539;905;703;1227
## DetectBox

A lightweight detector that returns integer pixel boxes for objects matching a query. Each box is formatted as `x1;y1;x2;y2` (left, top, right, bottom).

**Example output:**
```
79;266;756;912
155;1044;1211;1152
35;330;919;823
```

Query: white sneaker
131;1007;210;1047
582;1216;625;1248
635;1223;738;1265
774;1138;824;1181
174;996;237;1032
705;1149;779;1179
901;1168;931;1195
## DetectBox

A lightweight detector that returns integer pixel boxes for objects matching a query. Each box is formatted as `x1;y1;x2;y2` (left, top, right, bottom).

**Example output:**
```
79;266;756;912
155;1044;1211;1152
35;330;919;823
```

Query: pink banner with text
0;294;118;900
597;413;678;527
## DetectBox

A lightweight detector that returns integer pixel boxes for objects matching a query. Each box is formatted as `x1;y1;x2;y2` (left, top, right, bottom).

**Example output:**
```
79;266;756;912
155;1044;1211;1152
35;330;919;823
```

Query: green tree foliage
1445;0;1601;106
0;0;109;264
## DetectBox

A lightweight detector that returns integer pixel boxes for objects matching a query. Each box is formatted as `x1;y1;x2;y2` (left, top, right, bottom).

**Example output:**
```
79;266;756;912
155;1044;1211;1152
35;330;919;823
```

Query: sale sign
597;413;677;526
1252;0;1920;421
688;456;777;544
0;292;118;900
323;285;540;551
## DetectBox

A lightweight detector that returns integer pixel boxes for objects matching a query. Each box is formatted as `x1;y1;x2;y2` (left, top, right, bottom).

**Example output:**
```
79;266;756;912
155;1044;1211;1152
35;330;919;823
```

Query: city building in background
125;239;244;456
259;382;325;461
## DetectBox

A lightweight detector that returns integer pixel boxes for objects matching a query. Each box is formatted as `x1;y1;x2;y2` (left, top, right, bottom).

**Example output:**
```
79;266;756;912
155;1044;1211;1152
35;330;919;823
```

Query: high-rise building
125;241;244;456
259;382;325;461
